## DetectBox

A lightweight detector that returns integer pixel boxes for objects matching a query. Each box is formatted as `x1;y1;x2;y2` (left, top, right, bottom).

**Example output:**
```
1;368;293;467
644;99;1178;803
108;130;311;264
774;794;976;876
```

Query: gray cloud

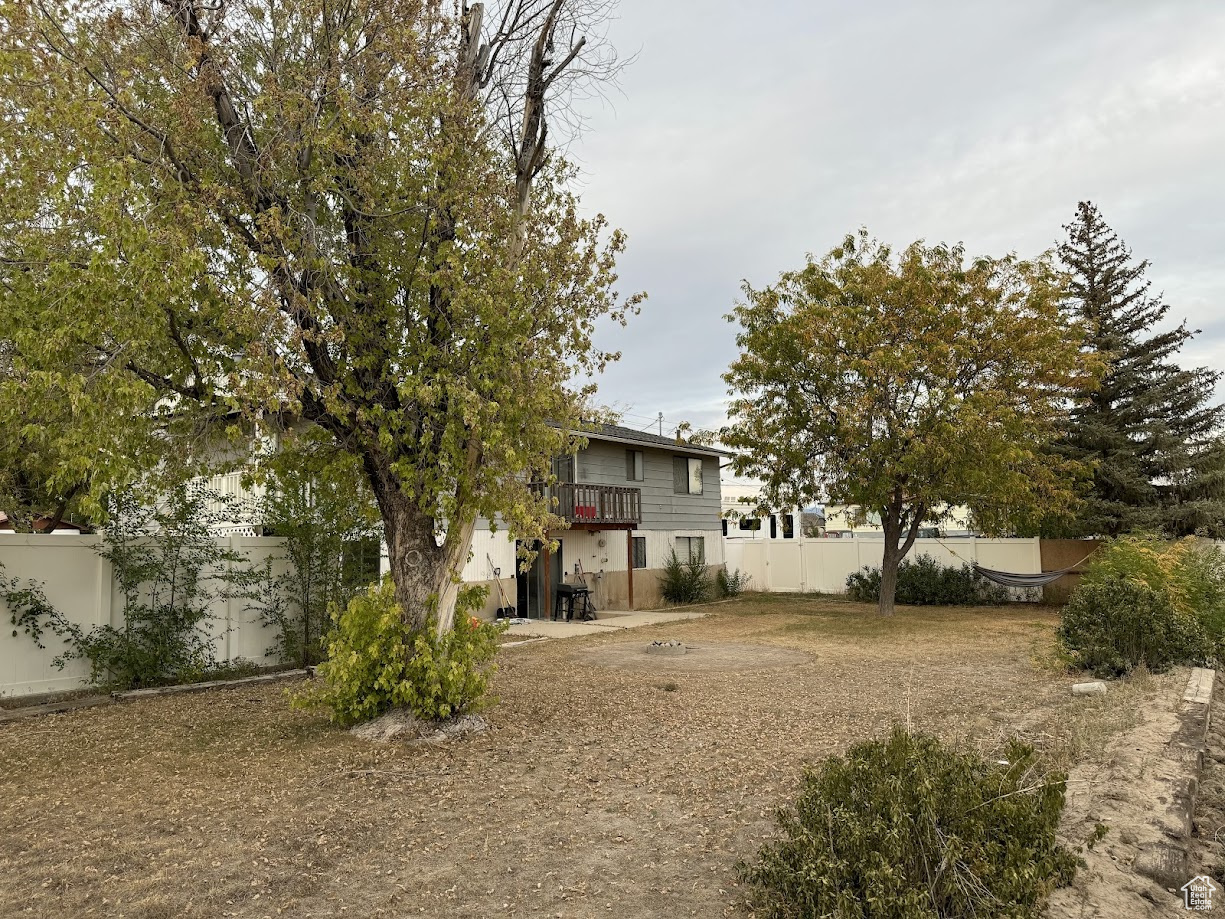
567;0;1225;433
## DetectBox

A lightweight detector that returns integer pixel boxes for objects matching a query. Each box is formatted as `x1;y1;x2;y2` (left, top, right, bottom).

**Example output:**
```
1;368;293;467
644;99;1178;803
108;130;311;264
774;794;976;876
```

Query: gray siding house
202;419;727;620
456;424;727;618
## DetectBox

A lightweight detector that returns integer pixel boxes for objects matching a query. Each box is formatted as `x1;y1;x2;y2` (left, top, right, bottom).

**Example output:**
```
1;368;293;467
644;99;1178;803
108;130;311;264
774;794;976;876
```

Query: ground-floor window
632;536;647;569
675;535;705;563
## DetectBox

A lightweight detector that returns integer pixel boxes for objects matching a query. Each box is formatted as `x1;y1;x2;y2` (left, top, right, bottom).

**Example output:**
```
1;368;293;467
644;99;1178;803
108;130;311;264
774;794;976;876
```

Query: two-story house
203;418;727;619
454;423;728;618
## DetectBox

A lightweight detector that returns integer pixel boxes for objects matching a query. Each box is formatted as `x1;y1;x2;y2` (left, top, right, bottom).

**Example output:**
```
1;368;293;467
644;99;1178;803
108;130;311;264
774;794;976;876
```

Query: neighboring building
823;504;974;538
720;481;819;541
463;424;728;618
719;479;974;541
0;511;92;534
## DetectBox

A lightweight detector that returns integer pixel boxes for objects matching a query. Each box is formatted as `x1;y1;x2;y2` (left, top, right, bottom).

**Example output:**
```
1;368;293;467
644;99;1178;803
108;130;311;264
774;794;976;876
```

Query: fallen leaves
0;597;1152;918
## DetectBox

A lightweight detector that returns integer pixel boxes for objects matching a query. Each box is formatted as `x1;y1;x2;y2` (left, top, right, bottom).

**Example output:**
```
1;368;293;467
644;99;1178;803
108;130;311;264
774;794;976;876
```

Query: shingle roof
581;422;732;457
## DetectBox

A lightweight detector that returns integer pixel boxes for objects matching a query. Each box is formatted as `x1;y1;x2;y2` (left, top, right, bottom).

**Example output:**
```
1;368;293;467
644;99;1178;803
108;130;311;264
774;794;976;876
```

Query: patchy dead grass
0;596;1164;918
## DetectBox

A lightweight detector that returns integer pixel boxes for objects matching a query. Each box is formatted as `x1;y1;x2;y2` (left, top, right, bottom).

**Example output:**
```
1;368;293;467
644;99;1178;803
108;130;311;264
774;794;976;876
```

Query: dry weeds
0;596;1161;918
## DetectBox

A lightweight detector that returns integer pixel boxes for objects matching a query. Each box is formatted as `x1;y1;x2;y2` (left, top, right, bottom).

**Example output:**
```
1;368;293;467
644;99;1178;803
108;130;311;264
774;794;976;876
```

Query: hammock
971;564;1079;588
928;535;1099;589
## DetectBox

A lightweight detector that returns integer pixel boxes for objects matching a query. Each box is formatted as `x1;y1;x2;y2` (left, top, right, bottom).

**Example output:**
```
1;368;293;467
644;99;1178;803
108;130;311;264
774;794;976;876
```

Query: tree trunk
360;3;580;639
366;454;479;637
879;513;903;617
877;494;927;617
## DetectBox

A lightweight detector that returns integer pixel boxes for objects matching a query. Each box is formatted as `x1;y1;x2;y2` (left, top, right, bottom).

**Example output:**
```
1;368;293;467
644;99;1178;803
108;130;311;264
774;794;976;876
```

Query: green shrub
716;566;751;598
298;578;504;726
254;444;384;668
1080;535;1225;637
6;484;260;690
660;548;711;604
83;485;261;689
1057;535;1225;675
845;565;882;602
739;727;1077;919
2;562;78;650
845;554;1010;606
1058;577;1212;676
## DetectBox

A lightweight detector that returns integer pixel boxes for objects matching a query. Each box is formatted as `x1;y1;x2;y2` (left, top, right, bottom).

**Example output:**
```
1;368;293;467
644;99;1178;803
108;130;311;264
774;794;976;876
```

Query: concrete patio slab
503;608;708;640
504;619;610;638
589;610;709;629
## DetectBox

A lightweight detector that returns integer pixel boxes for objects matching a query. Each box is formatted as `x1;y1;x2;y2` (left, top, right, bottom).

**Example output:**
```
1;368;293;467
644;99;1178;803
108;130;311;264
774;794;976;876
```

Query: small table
553;584;595;621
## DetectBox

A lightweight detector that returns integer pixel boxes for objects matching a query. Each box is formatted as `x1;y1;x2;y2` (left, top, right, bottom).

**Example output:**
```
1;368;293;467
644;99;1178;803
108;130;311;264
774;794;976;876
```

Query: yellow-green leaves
0;1;637;564
723;231;1101;540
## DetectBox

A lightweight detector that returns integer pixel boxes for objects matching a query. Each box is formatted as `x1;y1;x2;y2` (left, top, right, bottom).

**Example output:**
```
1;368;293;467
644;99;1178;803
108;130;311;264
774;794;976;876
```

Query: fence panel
0;534;292;699
727;537;1042;597
0;535;109;696
803;540;859;592
725;541;768;591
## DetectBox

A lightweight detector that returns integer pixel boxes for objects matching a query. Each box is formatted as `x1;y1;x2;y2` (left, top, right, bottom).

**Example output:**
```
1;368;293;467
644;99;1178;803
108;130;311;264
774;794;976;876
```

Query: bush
845;554;1010;606
254;445;384;668
1080;535;1225;635
82;485;261;689
298;578;504;726
845;565;882;602
1059;577;1213;677
739;727;1077;919
1058;535;1225;675
716;566;751;598
660;548;712;604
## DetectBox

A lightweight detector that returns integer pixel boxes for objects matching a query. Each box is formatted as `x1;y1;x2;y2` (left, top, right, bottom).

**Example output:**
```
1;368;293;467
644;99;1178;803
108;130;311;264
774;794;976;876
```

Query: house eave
582;429;731;458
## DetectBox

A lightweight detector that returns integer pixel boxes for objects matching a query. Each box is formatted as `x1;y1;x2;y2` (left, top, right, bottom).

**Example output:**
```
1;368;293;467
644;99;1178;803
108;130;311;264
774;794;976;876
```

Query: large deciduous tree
723;232;1098;616
1051;202;1225;537
0;1;638;631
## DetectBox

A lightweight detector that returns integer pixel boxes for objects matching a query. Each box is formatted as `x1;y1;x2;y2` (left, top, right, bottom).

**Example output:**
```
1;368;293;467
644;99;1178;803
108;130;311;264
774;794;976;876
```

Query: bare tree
460;1;623;215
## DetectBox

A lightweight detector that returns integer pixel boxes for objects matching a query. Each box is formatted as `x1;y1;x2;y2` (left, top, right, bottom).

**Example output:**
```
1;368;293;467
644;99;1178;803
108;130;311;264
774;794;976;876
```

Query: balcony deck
546;482;641;529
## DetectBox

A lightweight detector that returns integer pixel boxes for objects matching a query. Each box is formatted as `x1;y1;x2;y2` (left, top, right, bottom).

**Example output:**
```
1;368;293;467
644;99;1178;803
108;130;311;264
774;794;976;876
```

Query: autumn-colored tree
723;232;1098;615
0;2;638;633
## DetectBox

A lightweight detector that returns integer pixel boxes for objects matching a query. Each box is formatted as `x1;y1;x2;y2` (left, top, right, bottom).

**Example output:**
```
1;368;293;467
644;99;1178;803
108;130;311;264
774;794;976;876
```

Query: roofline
582;428;732;458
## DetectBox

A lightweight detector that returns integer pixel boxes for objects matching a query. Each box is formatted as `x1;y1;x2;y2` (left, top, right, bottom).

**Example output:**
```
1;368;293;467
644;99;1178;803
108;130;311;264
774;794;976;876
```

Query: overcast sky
567;0;1225;437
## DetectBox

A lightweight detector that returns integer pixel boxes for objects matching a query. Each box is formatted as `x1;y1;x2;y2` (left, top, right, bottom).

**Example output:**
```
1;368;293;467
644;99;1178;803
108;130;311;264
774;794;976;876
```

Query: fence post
224;535;235;663
96;536;115;630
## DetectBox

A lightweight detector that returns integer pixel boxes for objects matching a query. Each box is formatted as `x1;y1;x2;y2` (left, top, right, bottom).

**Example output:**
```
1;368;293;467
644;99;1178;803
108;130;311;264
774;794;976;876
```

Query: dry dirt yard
0;595;1164;919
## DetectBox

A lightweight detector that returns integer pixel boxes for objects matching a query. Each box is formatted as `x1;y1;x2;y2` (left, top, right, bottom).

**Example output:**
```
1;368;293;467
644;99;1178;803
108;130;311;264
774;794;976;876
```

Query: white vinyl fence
0;534;290;699
723;537;1043;596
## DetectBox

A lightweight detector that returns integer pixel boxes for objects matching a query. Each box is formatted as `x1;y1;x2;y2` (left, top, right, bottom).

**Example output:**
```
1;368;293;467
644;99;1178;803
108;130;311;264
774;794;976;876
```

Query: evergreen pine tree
1055;201;1225;537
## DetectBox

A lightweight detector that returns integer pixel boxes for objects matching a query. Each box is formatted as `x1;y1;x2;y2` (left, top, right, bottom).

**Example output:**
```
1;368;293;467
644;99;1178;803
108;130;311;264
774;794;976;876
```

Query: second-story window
553;455;575;484
672;456;703;495
626;449;644;482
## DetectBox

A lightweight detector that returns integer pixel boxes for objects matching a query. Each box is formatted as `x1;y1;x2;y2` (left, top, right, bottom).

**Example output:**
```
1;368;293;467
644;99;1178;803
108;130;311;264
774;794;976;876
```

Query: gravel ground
0;595;1154;918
